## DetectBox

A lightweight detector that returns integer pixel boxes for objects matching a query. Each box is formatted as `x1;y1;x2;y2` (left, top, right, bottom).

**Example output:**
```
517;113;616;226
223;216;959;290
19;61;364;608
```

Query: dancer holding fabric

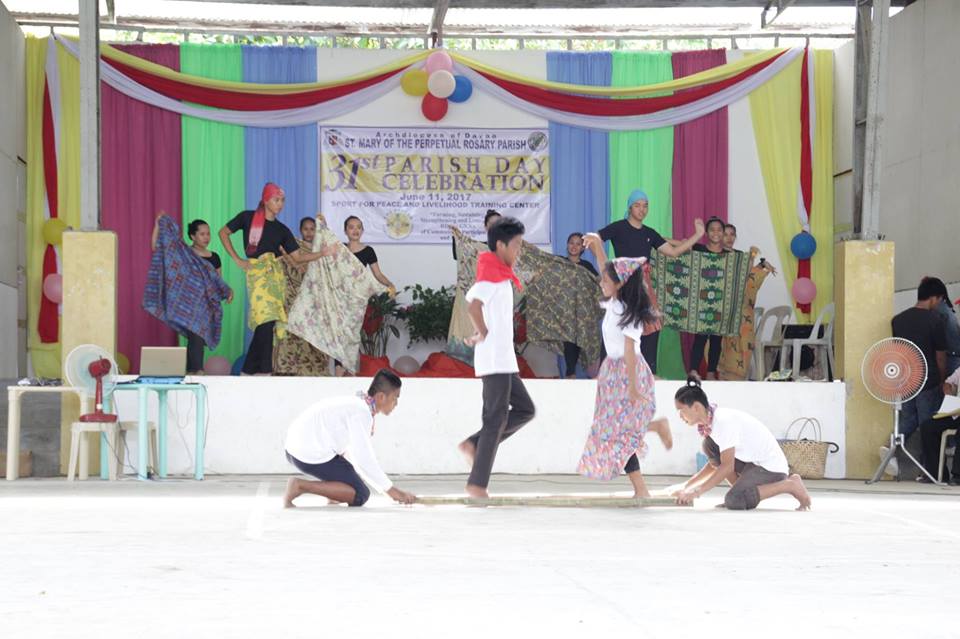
145;214;232;373
218;183;333;375
688;217;731;380
578;257;672;498
458;217;536;499
671;377;811;510
585;189;704;374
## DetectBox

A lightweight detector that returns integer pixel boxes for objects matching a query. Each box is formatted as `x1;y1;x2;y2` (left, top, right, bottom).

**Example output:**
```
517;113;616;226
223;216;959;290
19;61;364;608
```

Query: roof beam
157;0;907;7
429;0;449;47
760;0;799;28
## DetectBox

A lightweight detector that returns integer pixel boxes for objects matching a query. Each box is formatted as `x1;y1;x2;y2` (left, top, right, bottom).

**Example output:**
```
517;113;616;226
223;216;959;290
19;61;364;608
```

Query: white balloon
427;70;456;99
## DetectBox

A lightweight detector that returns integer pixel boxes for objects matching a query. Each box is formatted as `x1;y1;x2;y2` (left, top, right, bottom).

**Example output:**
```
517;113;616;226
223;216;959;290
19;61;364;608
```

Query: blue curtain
242;46;319;234
547;52;611;269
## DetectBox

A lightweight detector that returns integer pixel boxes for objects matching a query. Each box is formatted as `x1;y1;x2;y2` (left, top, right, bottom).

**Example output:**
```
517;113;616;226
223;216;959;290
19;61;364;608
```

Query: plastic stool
68;422;120;481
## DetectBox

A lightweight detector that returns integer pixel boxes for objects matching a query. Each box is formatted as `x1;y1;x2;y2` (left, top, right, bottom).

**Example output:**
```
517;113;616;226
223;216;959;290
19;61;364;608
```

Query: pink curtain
671;50;729;371
101;45;183;373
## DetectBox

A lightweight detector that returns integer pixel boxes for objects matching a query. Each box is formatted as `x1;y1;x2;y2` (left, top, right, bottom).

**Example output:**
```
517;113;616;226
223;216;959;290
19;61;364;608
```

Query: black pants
624;454;639;474
242;321;275;375
286;451;370;506
920;418;960;482
467;373;536;488
185;330;205;374
641;330;659;375
562;341;581;377
689;333;722;374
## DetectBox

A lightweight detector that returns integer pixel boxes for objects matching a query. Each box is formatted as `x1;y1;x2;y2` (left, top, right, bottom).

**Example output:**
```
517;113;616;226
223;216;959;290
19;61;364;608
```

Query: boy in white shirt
283;369;416;507
458;217;536;499
671;377;811;511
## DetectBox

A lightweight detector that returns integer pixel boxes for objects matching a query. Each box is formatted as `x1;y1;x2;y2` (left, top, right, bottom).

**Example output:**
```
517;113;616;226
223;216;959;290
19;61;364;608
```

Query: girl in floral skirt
577;257;672;498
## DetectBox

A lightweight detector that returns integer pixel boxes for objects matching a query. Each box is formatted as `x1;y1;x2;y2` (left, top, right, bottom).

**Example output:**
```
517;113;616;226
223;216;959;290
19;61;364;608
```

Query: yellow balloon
115;352;130;375
401;69;429;97
42;218;68;246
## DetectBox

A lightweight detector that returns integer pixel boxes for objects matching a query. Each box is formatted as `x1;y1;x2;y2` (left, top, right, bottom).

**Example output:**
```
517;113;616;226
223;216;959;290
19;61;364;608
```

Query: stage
109;377;848;479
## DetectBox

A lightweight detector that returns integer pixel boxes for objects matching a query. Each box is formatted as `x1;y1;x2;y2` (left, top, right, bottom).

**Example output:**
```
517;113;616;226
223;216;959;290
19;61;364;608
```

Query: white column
79;0;101;230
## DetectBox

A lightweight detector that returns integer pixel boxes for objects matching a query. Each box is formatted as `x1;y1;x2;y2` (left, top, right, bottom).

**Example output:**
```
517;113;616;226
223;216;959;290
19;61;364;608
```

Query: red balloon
421;94;448;122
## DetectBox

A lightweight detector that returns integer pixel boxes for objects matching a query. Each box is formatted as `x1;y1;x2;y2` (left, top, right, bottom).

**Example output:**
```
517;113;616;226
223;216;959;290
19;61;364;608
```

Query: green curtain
607;51;684;379
180;43;247;366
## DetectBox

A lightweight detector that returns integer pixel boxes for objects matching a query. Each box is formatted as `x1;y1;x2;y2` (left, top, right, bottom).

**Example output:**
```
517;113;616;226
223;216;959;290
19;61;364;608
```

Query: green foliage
397;285;455;345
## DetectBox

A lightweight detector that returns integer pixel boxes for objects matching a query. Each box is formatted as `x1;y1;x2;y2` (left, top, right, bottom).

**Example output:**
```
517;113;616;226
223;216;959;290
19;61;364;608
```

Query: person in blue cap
584;189;704;374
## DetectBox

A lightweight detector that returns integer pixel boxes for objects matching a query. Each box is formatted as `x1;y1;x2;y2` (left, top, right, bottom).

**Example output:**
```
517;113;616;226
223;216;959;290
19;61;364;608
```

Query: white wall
110;376;847;479
0;2;25;378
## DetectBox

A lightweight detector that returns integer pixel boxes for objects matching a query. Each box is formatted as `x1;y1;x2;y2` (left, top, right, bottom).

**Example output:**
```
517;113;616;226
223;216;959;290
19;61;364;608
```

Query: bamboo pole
414;494;690;508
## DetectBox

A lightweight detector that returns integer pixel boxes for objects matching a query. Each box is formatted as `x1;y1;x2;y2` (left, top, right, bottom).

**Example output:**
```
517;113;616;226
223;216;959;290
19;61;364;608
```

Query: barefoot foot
788;474;812;511
649;418;673;450
465;484;489;499
283;477;301;508
458;439;477;466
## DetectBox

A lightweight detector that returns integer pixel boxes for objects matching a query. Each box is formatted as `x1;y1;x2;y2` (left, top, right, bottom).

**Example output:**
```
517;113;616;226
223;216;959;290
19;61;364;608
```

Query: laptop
134;347;187;384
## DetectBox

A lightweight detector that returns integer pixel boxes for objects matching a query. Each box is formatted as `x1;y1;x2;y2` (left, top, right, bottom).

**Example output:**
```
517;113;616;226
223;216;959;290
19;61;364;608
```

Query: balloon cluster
401;50;473;122
790;231;817;306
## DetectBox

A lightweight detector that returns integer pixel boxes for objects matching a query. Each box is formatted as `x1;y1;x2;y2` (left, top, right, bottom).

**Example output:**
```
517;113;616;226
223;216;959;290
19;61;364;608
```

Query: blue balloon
448;75;473;103
790;231;817;259
231;356;245;376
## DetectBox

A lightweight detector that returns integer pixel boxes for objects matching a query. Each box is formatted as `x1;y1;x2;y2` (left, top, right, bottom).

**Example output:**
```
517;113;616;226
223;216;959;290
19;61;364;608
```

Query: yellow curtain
25;38;82;378
749;51;833;321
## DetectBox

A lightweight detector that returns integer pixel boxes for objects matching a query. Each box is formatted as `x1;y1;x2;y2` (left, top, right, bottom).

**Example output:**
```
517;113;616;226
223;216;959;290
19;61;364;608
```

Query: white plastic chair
68;421;120;481
939;428;957;483
753;305;793;380
780;302;836;381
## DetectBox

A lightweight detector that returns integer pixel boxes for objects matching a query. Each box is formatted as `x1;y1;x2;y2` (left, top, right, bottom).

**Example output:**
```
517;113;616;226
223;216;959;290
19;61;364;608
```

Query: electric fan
861;337;936;483
64;345;119;423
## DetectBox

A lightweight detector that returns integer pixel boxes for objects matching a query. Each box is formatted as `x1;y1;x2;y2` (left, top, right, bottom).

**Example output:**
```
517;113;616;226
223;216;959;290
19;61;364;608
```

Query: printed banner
649;251;751;336
321;126;550;244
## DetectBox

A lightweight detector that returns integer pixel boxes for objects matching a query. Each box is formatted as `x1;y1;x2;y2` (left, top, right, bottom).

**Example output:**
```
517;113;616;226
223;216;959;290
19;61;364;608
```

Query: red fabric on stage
797;49;814;314
478;50;786;117
38;82;59;344
101;44;183;372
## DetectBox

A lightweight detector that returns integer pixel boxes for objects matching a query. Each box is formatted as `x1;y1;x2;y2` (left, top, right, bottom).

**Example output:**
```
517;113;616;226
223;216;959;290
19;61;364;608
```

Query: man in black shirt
219;183;332;375
891;278;948;443
585;189;704;373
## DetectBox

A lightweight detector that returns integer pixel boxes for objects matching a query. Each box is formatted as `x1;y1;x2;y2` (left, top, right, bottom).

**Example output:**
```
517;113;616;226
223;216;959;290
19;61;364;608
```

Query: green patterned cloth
649;250;751;336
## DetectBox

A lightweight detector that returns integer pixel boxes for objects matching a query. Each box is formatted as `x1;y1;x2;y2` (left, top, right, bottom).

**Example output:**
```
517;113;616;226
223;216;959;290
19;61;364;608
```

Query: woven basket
778;418;839;480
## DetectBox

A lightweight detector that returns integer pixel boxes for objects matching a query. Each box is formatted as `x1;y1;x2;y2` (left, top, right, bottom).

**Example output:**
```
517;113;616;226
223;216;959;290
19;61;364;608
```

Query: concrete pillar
835;240;895;478
59;231;117;474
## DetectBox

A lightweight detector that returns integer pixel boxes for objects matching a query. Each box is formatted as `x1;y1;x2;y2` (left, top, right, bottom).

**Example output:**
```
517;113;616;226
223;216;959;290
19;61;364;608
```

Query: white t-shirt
465;279;519;377
601;299;644;360
283;395;392;492
709;406;789;474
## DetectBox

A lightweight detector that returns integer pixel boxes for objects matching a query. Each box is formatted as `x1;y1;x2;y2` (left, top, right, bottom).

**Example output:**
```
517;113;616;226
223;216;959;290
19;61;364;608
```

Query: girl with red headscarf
219;183;334;375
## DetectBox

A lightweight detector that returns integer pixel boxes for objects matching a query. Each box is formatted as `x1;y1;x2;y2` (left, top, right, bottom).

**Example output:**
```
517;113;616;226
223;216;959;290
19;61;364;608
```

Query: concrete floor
2;474;958;638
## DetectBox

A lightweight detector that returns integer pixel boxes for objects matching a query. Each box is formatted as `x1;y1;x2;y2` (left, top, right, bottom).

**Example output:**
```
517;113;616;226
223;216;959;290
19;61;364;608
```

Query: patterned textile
246;253;288;338
649;250;750;336
718;264;770;381
447;228;603;368
287;227;387;373
577;355;656;480
143;215;231;348
273;239;330;376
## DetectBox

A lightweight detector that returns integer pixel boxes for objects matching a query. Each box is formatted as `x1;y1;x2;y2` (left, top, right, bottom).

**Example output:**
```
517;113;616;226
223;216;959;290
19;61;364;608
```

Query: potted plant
397;284;455;345
360;292;402;358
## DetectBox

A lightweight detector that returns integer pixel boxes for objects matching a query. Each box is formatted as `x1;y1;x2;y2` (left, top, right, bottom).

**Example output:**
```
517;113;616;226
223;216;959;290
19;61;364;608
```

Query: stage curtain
670;49;730;377
749;51;833;320
180;43;247;367
101;44;182;373
547;51;611;270
607;51;679;376
242;45;319;236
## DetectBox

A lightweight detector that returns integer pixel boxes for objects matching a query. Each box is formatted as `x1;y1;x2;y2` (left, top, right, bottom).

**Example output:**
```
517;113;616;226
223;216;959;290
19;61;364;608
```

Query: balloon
393;355;421;376
792;277;817;305
42;273;62;304
421;94;448;122
424;50;453;74
790;231;817;259
42;218;68;246
427;70;456;99
448;75;473;103
231;356;245;376
204;355;231;375
401;69;428;96
115;352;130;375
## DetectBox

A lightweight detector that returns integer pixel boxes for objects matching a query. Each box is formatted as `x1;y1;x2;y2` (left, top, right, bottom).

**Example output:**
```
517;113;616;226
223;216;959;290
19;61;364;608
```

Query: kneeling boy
283;369;416;507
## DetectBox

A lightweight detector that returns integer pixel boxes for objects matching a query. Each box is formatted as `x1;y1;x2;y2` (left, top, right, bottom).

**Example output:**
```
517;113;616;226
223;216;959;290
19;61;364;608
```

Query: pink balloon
42;273;62;304
204;355;231;375
792;277;817;305
424;50;453;74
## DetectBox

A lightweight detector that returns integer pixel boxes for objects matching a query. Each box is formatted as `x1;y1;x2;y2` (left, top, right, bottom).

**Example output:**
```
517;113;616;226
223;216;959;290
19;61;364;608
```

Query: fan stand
866;400;940;485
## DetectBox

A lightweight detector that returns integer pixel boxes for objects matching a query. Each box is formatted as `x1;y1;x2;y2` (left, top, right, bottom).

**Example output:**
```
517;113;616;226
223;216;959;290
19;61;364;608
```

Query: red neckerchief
476;251;522;290
697;404;718;438
357;391;377;435
245;183;284;257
